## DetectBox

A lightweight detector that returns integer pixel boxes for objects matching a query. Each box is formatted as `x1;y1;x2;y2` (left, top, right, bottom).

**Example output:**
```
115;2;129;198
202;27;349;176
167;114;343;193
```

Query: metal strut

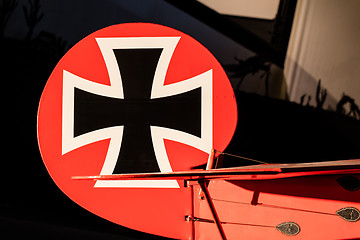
198;179;227;240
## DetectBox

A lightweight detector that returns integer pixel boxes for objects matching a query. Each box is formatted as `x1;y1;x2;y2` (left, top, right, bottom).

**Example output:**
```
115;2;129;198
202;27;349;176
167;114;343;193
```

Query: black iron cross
73;48;201;174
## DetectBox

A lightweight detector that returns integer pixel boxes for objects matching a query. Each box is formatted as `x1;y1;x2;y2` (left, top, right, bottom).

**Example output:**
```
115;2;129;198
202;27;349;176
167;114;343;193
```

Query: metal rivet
276;222;300;236
336;176;360;191
336;207;360;222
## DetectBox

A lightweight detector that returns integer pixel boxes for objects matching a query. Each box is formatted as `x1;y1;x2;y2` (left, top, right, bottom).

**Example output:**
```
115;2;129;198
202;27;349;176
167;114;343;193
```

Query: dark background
1;0;360;239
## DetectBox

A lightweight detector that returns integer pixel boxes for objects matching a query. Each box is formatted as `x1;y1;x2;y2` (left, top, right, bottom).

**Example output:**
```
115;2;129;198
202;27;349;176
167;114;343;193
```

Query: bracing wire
214;150;267;165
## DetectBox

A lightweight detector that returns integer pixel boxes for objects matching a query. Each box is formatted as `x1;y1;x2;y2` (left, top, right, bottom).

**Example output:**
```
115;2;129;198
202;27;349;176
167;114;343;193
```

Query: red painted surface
193;174;360;240
72;160;360;239
37;22;360;240
37;23;237;239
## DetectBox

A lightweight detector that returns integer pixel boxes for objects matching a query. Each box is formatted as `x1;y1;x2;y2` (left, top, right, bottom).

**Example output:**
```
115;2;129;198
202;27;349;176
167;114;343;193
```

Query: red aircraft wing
72;159;360;240
72;159;360;181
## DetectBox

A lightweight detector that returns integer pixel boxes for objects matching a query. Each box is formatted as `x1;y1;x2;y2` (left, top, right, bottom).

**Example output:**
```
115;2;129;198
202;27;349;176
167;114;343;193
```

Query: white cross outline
62;37;213;188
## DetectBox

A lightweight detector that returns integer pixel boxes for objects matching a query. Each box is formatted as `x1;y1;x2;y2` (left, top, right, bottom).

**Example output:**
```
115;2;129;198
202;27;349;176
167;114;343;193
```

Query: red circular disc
37;23;237;239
